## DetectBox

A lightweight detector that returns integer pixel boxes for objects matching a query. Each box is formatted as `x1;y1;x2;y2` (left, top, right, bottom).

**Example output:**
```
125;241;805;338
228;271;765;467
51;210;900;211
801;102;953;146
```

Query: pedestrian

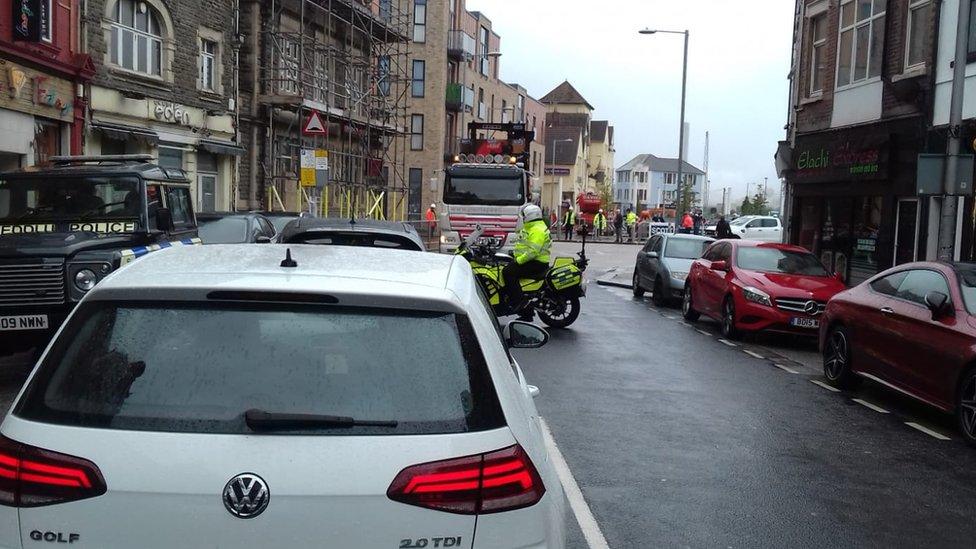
425;203;437;240
550;210;558;228
562;207;576;241
681;211;694;234
625;208;637;242
593;209;607;240
693;210;703;235
716;215;733;239
613;208;624;243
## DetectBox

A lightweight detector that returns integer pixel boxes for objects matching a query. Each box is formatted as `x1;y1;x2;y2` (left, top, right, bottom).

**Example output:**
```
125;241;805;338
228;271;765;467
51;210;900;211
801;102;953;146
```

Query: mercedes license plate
0;314;49;331
790;317;819;329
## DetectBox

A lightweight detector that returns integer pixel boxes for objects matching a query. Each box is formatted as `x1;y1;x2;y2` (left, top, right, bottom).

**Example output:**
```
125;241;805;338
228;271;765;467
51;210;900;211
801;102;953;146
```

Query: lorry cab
0;155;200;354
438;163;529;254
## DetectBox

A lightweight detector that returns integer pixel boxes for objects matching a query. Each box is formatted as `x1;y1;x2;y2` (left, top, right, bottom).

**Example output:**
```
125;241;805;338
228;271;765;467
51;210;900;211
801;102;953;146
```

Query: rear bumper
735;300;822;336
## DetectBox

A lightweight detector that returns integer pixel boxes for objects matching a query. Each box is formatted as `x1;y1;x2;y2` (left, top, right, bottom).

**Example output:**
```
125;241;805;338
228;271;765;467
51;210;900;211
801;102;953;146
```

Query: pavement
2;243;975;547
511;242;976;548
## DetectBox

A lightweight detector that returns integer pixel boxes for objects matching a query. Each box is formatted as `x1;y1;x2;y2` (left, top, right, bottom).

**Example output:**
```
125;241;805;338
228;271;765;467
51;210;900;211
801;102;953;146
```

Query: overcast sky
465;0;795;208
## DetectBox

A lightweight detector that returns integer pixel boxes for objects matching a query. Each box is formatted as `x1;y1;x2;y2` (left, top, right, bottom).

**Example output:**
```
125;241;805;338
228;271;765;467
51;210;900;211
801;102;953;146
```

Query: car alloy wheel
682;286;700;322
824;331;848;381
958;372;976;446
721;298;738;339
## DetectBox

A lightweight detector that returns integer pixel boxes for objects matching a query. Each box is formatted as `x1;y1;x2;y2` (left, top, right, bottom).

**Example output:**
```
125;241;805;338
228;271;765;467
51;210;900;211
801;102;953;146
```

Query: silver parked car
633;233;715;306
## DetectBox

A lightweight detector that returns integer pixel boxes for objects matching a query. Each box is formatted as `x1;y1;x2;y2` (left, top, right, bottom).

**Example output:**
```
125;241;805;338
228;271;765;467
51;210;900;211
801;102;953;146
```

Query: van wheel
823;326;860;389
956;369;976;447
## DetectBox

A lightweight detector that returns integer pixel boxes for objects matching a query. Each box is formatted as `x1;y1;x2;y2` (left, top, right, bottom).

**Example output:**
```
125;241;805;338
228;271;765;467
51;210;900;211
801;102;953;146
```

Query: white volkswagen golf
0;245;565;548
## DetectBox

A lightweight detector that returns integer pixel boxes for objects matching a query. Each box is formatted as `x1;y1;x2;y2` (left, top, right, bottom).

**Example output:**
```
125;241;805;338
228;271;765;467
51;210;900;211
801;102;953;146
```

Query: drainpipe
248;0;260;209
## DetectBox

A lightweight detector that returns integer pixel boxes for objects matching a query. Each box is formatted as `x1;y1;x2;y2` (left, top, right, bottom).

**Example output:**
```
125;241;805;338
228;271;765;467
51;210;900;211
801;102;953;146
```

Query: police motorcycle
455;224;589;329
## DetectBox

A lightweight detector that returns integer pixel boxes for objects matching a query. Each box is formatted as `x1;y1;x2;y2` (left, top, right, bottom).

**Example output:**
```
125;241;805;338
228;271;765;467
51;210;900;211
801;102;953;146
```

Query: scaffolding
258;0;411;219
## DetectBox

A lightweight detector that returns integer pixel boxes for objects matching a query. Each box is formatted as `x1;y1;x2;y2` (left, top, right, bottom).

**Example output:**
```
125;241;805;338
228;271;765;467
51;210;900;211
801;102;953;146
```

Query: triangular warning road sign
303;112;327;135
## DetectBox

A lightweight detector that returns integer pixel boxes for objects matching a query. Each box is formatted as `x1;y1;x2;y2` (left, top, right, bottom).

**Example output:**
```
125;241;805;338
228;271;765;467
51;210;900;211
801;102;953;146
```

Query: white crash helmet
520;204;544;223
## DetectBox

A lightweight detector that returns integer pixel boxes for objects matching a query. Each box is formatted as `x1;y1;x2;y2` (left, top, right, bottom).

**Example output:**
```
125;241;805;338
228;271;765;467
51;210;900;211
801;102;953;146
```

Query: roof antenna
280;248;298;268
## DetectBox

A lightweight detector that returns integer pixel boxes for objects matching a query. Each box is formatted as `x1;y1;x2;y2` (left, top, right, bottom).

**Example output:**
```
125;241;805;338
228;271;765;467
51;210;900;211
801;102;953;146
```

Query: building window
479;26;489;75
478;88;485;120
111;0;164;76
905;0;931;69
413;0;426;42
409;168;423;219
969;0;976;55
411;114;424;150
836;0;885;88
517;95;525;122
158;147;183;169
377;56;391;97
41;0;52;42
809;13;827;95
411;60;425;98
501;100;508;122
200;39;217;91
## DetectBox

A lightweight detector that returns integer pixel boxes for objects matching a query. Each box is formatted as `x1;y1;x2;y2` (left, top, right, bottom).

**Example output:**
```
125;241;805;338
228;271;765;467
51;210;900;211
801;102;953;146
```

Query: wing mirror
255;235;272;244
711;260;729;272
648;251;659;259
504;321;550;349
155;207;174;232
924;291;953;319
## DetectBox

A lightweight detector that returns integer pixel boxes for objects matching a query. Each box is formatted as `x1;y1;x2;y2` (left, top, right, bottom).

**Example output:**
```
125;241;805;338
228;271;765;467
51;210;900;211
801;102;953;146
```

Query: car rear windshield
16;302;504;435
958;268;976;314
736;248;829;276
665;238;710;260
198;217;248;244
286;231;422;251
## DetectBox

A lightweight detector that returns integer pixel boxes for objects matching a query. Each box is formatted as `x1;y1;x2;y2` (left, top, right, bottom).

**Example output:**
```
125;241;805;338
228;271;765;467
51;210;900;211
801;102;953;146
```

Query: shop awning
92;122;159;145
199;139;245;156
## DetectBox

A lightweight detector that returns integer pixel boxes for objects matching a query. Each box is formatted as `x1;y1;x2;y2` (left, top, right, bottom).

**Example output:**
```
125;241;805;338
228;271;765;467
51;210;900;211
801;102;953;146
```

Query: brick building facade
782;0;938;285
81;0;241;212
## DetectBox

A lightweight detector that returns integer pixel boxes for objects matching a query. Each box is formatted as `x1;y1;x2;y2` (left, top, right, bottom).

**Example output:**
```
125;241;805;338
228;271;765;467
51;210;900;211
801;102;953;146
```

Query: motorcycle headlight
742;286;773;307
440;232;459;244
671;271;688;281
74;269;98;292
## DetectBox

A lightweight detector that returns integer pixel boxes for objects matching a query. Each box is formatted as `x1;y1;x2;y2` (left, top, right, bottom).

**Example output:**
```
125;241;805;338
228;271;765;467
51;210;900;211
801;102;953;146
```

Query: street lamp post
640;28;689;233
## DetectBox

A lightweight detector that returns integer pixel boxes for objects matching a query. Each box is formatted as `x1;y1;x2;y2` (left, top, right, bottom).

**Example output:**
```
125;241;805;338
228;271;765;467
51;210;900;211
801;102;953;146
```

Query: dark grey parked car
278;217;426;251
197;212;277;244
633;233;714;305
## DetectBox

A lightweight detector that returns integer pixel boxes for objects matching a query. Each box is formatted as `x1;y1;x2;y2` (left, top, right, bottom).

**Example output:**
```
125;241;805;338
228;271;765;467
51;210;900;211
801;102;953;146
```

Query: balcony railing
446;83;474;112
447;30;476;60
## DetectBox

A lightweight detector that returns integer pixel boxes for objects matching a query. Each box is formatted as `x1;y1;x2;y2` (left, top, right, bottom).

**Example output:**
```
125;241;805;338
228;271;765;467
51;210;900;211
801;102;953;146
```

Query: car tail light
0;435;106;508
387;444;544;515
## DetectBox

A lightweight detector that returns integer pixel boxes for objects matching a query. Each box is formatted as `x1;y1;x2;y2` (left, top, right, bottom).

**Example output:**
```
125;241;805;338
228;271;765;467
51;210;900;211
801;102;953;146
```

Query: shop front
788;119;924;286
87;87;242;212
0;58;79;170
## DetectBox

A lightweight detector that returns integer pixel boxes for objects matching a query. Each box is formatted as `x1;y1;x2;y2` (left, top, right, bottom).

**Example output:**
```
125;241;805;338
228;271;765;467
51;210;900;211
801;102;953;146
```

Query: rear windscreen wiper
244;409;398;430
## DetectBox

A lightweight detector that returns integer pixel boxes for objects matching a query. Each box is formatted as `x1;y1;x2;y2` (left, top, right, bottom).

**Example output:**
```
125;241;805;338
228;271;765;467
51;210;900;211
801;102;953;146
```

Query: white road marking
743;350;765;360
696;329;712;336
851;398;889;414
663;315;677;320
718;339;738;347
540;418;610;549
774;363;799;374
678;321;692;327
810;379;840;393
905;422;951;441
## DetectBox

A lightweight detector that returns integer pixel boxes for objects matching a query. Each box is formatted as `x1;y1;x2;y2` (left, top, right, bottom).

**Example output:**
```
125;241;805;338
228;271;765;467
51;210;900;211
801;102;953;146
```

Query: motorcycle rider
504;204;552;320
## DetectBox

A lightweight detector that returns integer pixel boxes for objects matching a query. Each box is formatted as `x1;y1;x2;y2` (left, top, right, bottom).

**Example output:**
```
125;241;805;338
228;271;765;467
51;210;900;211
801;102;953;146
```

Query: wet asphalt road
2;242;976;547
513;243;976;548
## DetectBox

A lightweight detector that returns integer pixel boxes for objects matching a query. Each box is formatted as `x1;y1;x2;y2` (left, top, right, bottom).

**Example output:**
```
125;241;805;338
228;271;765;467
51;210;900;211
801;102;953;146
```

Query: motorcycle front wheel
538;296;581;329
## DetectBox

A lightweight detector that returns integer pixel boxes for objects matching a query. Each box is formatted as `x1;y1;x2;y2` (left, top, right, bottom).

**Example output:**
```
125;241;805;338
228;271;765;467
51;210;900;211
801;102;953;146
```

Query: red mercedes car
820;262;976;446
683;240;847;339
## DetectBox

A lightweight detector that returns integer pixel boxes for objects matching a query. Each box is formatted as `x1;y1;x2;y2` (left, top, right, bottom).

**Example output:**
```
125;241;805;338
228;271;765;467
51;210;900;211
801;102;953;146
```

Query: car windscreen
665;238;711;260
15;302;504;435
444;176;525;206
198;217;249;244
286;231;422;251
959;268;976;314
736;247;829;276
267;216;298;233
0;176;143;234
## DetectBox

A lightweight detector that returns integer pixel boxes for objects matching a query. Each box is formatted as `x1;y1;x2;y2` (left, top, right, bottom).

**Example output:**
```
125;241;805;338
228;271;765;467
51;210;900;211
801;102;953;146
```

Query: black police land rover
0;155;200;354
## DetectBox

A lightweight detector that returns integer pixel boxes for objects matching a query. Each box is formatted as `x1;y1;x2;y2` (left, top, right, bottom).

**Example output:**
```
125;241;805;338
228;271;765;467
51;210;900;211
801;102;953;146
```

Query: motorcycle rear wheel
538;296;581;329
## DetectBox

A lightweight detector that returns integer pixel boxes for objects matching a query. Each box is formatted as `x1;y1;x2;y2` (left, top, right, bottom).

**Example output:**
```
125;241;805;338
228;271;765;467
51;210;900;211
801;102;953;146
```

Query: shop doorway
894;198;920;265
197;152;218;213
